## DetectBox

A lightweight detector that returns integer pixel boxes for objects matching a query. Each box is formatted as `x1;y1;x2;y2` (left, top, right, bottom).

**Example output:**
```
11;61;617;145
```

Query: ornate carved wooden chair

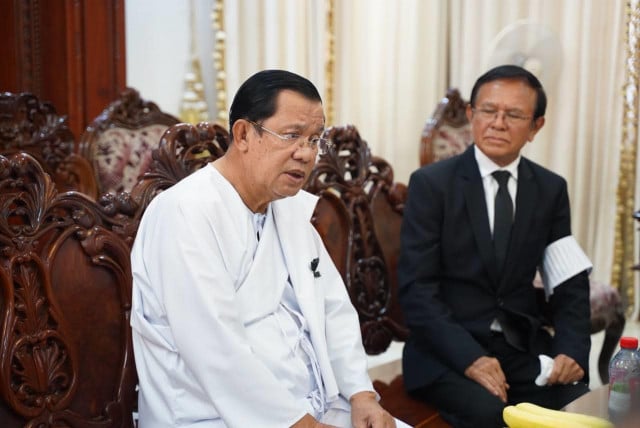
0;152;136;427
305;125;449;427
420;88;626;384
96;121;230;247
79;88;180;195
0;92;98;198
305;125;409;353
419;88;471;166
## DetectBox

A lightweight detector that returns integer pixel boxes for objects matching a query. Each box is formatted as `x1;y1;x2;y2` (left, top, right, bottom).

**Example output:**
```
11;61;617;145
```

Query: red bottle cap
620;336;638;349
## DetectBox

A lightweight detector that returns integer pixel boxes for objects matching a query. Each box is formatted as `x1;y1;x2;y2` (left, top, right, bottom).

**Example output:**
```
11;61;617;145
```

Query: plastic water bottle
608;336;640;423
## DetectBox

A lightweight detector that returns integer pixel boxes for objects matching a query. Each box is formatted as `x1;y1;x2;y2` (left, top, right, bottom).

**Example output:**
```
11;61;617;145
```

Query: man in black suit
398;65;592;428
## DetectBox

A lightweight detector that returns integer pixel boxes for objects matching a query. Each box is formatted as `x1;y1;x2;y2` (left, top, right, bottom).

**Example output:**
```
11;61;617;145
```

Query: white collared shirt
474;145;520;236
473;146;591;328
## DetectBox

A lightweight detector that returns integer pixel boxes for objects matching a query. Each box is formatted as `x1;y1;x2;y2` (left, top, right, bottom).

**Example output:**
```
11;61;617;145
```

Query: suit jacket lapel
459;146;500;285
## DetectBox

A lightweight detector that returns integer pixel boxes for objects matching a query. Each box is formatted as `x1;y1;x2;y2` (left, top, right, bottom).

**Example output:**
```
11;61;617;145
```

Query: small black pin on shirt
310;257;321;278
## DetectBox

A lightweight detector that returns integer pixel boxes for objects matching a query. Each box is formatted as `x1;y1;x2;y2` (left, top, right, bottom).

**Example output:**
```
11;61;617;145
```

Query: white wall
126;0;217;119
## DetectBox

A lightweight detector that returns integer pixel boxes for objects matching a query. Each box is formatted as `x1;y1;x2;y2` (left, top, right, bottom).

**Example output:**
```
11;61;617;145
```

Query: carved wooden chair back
97;121;230;247
79;88;180;195
306;125;448;427
419;88;471;166
304;125;409;354
0;153;136;427
0;92;98;197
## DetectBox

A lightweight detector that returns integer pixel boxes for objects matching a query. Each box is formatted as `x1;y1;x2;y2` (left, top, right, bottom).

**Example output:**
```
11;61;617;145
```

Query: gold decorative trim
211;0;228;125
179;0;209;124
324;0;335;126
612;0;639;317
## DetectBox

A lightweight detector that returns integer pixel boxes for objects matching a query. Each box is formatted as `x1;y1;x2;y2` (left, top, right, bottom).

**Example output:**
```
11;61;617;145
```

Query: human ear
232;120;252;150
466;104;474;122
527;116;545;141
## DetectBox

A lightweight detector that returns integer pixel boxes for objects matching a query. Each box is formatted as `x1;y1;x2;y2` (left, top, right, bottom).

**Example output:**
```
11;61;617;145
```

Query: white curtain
224;0;327;113
332;0;449;184
221;0;629;287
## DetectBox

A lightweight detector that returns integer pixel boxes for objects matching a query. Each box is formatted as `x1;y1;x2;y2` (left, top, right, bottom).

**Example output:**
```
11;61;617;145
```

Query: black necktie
492;171;513;274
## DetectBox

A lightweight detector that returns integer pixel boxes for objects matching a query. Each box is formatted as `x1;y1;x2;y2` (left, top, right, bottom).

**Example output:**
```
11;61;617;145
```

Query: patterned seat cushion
431;124;472;162
93;124;168;194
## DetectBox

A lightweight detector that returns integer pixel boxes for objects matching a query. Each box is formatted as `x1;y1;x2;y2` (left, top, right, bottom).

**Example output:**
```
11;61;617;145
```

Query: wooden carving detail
419;88;471;166
14;1;41;95
96;121;230;245
305;125;408;354
85;88;179;132
0;153;73;422
7;261;76;423
79;87;180;195
0;92;98;199
438;88;469;127
0;153;136;427
54;153;100;197
0;93;74;171
131;121;228;210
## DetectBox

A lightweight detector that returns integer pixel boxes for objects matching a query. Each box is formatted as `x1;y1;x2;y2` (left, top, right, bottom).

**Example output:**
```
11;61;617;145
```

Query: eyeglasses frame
471;107;534;126
246;119;333;154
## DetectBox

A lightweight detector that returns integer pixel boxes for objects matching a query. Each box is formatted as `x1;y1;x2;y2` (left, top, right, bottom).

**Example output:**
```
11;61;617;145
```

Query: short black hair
228;69;322;140
469;65;547;119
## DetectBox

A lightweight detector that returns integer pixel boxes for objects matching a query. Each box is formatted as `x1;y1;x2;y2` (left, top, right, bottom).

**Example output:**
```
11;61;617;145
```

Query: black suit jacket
398;145;590;391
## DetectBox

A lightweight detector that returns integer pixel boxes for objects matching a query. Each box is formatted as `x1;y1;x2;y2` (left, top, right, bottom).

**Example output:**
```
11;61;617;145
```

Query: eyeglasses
247;120;333;155
472;108;533;126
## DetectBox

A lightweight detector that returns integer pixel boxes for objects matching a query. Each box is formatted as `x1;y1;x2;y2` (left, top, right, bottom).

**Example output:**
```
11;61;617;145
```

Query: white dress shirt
474;145;520;235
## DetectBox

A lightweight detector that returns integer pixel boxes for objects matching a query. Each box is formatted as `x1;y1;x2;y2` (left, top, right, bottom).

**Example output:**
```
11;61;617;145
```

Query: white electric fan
486;19;563;91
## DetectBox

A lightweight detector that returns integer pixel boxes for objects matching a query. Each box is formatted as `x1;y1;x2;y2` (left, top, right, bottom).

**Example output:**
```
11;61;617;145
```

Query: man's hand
464;356;509;402
291;413;337;428
548;354;584;385
350;391;396;428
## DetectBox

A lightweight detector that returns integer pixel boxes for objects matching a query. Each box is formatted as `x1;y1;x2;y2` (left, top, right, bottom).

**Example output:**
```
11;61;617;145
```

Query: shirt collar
253;209;268;234
474;145;520;180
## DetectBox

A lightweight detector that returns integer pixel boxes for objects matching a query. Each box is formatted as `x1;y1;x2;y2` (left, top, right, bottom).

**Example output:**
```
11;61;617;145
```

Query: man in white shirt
130;69;404;428
398;65;592;427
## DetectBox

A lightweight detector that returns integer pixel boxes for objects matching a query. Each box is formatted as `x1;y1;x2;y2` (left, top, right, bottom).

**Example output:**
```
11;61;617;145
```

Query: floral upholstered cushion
432;123;472;162
93;124;168;194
